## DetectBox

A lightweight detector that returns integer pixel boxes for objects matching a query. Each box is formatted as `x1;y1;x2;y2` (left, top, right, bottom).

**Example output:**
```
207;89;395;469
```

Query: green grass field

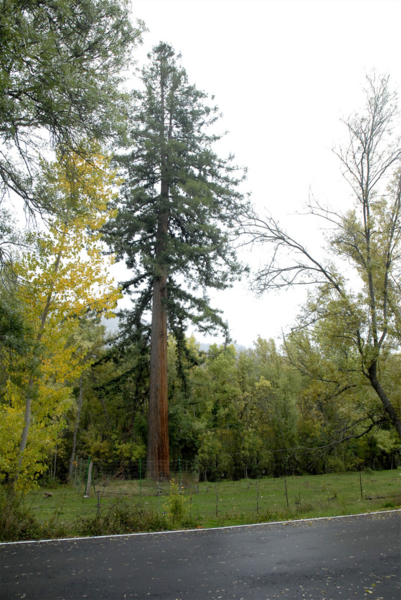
26;468;401;534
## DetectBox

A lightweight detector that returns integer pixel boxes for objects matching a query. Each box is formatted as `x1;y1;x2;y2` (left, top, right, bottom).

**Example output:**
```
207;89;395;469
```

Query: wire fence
28;458;401;526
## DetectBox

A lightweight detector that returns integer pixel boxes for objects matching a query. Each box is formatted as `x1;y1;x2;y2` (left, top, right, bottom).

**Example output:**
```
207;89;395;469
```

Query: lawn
25;467;401;535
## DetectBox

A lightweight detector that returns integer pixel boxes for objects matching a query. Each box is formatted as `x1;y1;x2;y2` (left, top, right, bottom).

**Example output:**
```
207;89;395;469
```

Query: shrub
163;479;189;524
0;487;42;542
327;457;345;473
74;499;169;536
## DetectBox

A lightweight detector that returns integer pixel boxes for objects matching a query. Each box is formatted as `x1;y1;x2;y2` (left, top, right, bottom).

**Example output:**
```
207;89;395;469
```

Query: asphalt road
0;511;400;600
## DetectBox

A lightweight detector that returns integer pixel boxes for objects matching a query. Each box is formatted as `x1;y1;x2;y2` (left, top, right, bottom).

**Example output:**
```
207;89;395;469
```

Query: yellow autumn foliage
0;144;121;489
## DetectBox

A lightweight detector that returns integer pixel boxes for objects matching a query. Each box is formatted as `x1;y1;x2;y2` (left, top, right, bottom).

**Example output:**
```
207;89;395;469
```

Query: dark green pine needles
103;42;249;479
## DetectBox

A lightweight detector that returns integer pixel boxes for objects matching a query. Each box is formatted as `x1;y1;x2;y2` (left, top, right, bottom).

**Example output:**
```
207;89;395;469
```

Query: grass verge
1;468;400;542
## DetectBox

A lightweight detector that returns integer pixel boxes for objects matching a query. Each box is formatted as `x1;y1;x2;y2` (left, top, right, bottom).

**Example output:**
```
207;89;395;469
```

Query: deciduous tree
245;74;401;439
0;0;144;209
0;145;120;487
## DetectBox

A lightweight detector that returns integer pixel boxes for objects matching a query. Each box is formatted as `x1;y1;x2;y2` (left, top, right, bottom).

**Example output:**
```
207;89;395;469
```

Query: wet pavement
0;511;400;599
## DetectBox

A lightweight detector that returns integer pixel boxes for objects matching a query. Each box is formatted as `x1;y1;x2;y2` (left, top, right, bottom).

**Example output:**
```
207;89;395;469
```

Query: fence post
256;479;259;514
139;458;142;498
359;471;363;500
78;458;83;493
97;490;100;518
179;457;182;490
284;477;289;509
85;456;90;486
215;483;218;517
84;458;92;498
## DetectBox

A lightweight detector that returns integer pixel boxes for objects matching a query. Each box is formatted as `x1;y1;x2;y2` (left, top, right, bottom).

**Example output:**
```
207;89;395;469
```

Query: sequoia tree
104;43;248;479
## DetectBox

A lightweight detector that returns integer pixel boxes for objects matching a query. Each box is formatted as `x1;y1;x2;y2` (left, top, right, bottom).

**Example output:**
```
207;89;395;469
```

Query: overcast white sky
112;0;401;348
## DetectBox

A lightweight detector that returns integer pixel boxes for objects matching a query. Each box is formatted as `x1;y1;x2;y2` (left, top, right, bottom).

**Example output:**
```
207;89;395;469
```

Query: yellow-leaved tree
0;144;121;490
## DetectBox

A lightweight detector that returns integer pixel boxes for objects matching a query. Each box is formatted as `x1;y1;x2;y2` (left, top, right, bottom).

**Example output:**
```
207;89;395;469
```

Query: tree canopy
245;74;401;439
0;144;121;488
0;0;144;208
0;23;399;494
103;42;249;478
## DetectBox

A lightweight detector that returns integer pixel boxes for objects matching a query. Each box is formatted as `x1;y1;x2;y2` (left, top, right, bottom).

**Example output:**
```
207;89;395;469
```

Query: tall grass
1;468;399;542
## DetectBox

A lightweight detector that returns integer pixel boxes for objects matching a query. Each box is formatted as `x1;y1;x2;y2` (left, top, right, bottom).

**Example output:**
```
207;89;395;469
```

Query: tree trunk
68;374;84;482
16;241;65;483
368;361;401;439
16;378;34;477
147;271;169;480
146;59;171;481
53;443;58;479
99;394;112;429
147;201;169;482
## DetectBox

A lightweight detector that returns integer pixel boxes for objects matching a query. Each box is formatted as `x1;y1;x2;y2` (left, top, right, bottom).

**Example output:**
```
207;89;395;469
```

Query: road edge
0;508;400;547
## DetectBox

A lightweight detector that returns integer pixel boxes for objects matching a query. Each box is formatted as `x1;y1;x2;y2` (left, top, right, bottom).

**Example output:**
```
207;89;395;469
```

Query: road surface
0;511;400;599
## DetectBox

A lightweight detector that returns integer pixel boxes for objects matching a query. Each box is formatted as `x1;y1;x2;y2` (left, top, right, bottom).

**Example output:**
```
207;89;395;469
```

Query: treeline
48;324;401;482
0;0;400;490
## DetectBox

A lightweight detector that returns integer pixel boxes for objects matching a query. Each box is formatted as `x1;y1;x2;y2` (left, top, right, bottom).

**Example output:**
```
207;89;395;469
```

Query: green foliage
0;487;41;542
0;147;121;489
163;478;189;524
0;287;33;357
0;486;70;541
103;42;249;342
75;499;169;536
47;332;401;481
0;488;172;541
0;0;144;205
5;470;397;542
247;75;401;440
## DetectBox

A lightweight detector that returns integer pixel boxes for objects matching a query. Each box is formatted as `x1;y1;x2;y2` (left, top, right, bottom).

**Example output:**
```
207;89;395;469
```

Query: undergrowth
0;489;200;542
2;470;400;542
74;499;171;536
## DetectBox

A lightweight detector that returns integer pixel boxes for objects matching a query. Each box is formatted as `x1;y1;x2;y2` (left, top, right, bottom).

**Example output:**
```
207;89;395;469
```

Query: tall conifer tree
104;43;248;479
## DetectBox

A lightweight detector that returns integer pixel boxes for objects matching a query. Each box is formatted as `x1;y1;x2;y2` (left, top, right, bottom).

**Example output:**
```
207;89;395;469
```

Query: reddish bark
147;270;170;480
146;57;172;480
